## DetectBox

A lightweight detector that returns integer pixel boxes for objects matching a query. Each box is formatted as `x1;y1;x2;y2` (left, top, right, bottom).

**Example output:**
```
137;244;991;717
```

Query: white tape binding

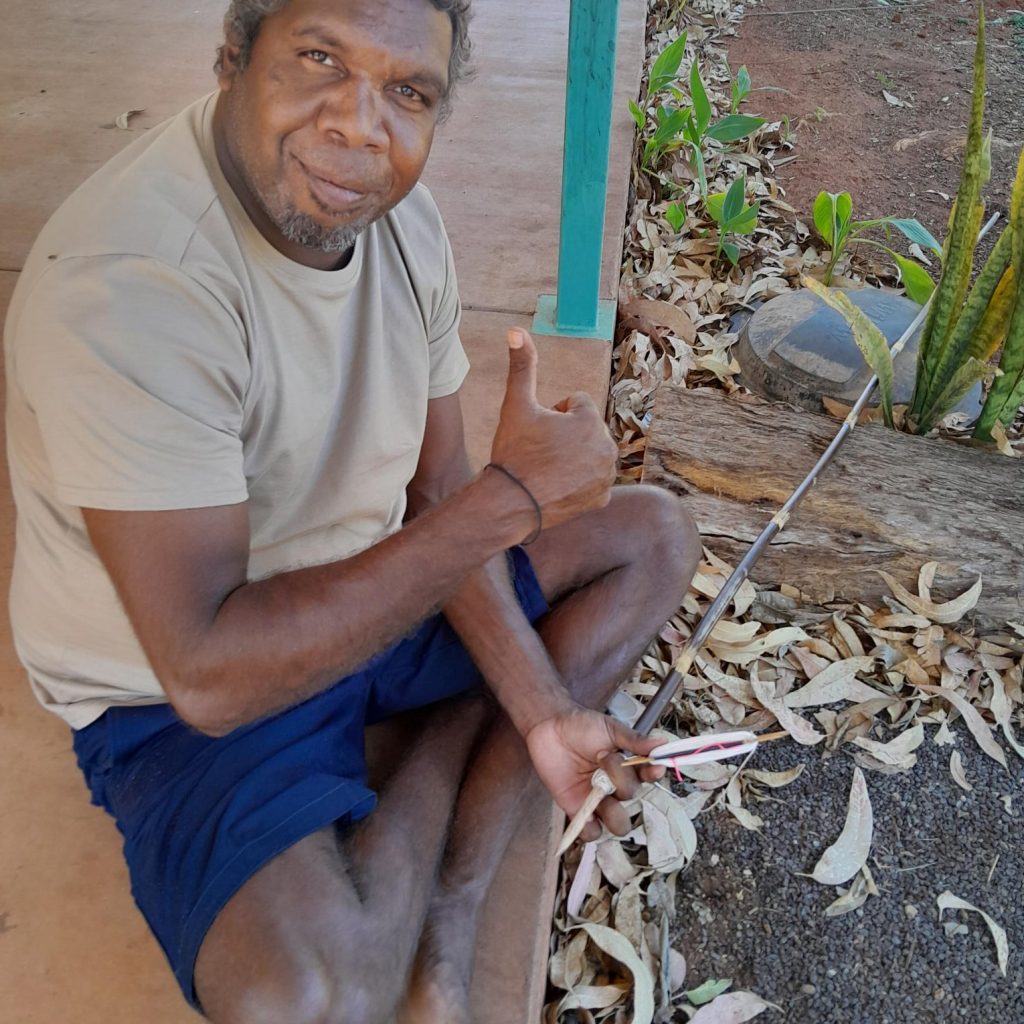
647;730;758;768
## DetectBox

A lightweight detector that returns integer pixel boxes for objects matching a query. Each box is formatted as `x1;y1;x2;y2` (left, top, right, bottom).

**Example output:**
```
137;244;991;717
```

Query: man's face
215;0;453;268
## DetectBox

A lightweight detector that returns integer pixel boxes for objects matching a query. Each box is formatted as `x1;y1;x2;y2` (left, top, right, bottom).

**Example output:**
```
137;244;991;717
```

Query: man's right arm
83;329;618;737
83;467;537;736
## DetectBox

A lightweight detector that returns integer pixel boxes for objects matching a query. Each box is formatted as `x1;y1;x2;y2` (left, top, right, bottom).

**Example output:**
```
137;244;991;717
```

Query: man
4;0;700;1020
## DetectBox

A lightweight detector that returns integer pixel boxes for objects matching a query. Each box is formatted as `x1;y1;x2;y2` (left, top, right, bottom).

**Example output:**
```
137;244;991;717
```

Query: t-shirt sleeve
426;224;470;399
14;255;250;511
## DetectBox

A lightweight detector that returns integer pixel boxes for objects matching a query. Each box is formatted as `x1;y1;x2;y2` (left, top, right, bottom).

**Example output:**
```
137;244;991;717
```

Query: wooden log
642;386;1024;629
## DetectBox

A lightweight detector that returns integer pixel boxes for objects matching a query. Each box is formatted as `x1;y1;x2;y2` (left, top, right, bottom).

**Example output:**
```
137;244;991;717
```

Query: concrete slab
460;309;613;467
0;293;603;1024
0;1;645;317
0;3;224;272
0;0;638;1017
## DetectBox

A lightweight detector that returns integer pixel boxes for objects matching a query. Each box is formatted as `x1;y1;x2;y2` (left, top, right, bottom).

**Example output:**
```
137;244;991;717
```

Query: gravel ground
671;736;1024;1023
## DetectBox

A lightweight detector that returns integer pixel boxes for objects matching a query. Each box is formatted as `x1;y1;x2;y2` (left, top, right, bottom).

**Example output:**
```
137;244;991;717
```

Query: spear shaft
638;211;999;733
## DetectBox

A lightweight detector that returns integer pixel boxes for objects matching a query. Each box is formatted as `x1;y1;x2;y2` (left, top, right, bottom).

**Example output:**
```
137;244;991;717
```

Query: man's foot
397;890;481;1024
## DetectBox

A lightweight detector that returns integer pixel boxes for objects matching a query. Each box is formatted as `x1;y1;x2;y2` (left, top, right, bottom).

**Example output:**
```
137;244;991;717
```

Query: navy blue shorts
71;547;548;1010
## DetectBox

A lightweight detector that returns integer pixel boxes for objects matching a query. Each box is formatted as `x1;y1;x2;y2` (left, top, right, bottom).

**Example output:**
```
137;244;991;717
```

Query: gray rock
734;286;983;417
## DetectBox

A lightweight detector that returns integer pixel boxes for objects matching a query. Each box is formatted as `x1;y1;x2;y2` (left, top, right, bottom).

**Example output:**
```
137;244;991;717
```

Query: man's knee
630;485;700;592
204;960;389;1024
204;962;333;1024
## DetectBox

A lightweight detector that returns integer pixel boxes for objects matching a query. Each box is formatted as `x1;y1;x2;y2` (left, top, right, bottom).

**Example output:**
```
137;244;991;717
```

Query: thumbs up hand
489;329;618;536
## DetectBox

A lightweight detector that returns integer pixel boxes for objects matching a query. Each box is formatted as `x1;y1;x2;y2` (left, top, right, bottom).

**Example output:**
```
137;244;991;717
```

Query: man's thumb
505;328;538;407
607;718;661;758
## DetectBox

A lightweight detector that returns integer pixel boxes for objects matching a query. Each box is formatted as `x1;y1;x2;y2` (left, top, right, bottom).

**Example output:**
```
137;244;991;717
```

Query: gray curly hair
215;0;473;118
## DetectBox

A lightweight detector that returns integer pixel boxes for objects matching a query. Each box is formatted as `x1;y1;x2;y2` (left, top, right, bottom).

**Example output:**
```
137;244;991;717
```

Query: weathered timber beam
642;386;1024;629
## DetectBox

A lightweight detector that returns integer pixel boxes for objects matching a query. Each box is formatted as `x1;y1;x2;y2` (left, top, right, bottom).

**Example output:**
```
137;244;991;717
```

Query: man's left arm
405;391;574;736
407;334;666;842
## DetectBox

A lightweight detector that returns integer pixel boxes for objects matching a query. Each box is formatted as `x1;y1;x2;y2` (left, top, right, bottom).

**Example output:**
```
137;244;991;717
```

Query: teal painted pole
534;0;618;340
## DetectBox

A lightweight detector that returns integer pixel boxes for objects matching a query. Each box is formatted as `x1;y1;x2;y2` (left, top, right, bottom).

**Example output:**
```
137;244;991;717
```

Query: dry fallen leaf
597;837;641;889
916;684;1008;768
823;867;873;917
989;672;1024;760
879;570;983;625
752;677;824;746
568;841;599;919
619;297;698;344
936;891;1009;976
784;656;881;708
548;930;588;992
689;990;776;1023
573;924;656;1024
746;765;805;789
668;947;688;993
852;722;924;772
114;108;146;130
990;422;1020;458
882;88;910;108
933;718;956;747
642;786;697;872
726;805;765;831
949;750;972;792
812;767;873;885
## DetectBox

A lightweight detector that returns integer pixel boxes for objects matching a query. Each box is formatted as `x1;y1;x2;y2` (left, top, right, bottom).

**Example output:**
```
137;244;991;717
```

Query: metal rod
555;0;619;335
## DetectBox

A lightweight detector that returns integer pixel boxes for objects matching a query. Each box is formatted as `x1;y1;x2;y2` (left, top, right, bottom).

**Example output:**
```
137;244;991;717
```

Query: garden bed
544;2;1024;1022
728;0;1024;268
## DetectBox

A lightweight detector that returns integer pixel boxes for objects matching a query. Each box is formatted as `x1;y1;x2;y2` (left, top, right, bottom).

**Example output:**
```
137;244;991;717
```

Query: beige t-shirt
5;93;469;729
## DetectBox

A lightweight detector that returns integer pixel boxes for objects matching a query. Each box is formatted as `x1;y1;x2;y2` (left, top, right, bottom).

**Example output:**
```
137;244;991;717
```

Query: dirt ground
728;0;1024;262
671;739;1023;1023
664;4;1024;1022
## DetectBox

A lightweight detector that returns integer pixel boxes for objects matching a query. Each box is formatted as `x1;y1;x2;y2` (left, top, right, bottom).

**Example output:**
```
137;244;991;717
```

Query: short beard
276;210;364;255
240;151;372;256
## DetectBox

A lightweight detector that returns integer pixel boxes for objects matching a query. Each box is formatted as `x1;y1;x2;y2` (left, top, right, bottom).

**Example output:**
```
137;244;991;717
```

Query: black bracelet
485;463;543;545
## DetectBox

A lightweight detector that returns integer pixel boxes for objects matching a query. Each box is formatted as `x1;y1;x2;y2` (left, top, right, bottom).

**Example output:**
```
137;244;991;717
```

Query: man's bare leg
401;486;700;1021
193;695;494;1024
193;486;696;1023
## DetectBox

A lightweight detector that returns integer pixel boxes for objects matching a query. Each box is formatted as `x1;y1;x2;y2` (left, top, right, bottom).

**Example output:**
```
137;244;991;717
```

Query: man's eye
303;50;336;68
397;85;425;103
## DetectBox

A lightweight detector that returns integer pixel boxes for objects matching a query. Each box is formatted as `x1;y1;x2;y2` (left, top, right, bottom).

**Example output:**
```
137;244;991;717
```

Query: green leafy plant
631;33;764;182
633;34;691;170
665;201;686;233
907;4;1024;438
682;63;765;193
707;178;760;266
801;4;1024;441
802;275;897;427
972;149;1024;440
812;190;941;302
731;66;752;114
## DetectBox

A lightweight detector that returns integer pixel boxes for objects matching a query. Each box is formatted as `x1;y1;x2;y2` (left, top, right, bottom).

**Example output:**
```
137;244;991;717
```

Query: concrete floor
0;1;644;1021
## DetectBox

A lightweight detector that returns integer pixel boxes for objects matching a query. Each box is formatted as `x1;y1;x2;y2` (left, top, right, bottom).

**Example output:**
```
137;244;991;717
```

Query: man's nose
317;79;389;150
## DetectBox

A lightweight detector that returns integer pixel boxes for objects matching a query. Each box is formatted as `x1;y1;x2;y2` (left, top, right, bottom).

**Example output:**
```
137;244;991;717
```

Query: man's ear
216;23;245;90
